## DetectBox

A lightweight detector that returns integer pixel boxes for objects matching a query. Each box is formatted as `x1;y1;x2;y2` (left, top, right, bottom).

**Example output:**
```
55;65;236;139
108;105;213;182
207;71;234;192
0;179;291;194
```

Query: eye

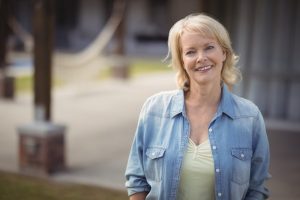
205;45;215;50
185;50;195;56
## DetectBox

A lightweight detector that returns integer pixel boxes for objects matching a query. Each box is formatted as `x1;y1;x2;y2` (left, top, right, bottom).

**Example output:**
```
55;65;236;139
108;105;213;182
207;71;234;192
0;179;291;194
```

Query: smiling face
180;31;226;89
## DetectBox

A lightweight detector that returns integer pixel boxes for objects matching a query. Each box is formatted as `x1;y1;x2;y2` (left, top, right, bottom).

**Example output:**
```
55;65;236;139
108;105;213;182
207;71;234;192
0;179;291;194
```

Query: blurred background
0;0;299;199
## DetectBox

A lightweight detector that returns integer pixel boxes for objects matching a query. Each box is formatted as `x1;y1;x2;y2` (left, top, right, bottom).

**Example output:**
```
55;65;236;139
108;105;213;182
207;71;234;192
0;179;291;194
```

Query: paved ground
0;72;300;199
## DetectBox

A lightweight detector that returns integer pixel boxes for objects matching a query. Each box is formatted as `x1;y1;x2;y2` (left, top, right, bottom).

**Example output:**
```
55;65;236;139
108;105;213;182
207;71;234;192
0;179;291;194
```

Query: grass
0;171;128;200
129;58;171;76
15;76;64;94
98;57;171;80
15;58;172;94
15;76;32;92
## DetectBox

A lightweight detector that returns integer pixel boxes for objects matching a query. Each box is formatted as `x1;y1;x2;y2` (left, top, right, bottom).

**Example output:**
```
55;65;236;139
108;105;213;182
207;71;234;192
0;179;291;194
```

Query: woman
125;13;270;200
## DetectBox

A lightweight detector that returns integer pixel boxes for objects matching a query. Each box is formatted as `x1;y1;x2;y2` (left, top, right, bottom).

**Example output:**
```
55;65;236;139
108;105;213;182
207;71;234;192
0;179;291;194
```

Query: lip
195;65;212;72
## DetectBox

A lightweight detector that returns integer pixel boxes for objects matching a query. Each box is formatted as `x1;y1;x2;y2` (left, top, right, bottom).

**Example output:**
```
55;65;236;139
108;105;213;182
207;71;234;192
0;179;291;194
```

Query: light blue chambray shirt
125;85;270;200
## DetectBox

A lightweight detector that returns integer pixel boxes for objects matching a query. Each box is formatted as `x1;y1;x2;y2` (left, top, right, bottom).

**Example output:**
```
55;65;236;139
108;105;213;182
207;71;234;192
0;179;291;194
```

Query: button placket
208;126;222;199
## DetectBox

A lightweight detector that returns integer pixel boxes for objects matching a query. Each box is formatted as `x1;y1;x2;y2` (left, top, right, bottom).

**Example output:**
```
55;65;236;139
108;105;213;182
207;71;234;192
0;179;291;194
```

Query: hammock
53;0;126;83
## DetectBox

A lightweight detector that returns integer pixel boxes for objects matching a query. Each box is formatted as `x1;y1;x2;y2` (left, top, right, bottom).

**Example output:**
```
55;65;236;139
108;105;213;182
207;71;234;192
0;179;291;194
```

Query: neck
185;82;222;108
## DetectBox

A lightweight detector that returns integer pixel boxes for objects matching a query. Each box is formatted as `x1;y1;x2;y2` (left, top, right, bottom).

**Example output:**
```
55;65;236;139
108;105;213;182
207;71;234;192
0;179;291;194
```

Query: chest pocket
231;148;252;184
145;147;166;182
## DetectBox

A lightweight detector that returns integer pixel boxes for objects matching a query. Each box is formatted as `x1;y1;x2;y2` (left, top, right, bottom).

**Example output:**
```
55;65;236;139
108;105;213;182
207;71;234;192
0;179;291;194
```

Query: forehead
180;31;217;47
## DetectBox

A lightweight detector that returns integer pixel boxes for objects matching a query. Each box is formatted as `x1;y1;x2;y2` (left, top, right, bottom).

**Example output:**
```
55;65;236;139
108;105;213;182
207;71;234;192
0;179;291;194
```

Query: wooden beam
33;0;55;121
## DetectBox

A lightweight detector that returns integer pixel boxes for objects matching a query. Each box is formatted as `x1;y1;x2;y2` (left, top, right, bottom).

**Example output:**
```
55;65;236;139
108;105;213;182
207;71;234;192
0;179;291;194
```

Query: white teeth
196;65;212;71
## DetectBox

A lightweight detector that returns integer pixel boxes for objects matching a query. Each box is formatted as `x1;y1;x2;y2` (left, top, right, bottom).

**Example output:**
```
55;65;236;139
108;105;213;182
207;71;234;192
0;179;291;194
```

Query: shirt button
216;168;220;173
212;145;217;150
218;192;222;197
208;128;213;132
241;153;245;158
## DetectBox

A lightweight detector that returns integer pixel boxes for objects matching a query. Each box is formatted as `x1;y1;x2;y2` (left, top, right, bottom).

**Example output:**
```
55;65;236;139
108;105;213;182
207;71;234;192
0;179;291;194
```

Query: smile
195;65;212;72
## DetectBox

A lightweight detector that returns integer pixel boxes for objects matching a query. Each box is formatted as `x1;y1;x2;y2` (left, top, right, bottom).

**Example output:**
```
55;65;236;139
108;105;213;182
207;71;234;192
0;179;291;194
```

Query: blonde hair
166;13;241;90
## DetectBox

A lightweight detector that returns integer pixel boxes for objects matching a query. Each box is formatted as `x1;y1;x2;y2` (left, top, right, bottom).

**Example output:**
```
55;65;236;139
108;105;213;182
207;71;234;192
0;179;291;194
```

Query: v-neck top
176;138;215;200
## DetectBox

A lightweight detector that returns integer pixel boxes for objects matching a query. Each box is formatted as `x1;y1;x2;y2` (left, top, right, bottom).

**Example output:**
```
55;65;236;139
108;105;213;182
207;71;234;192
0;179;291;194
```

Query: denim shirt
125;86;270;200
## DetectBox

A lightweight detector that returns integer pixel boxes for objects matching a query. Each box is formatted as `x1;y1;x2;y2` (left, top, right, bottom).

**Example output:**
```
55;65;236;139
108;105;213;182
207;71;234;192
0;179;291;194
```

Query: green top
176;138;215;200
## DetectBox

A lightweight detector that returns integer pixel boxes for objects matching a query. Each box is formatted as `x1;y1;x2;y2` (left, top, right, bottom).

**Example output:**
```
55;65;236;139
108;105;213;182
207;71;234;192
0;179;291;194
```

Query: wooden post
0;0;15;99
18;0;66;176
33;0;54;121
0;0;11;70
115;1;125;57
111;0;129;79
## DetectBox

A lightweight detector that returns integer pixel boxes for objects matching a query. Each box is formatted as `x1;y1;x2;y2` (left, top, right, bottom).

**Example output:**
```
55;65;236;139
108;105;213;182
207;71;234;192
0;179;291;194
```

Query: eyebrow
206;42;216;45
182;47;196;52
182;42;216;50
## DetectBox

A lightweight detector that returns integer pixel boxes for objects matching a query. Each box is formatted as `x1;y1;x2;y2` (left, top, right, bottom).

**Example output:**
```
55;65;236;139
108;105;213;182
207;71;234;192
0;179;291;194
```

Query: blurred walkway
0;72;300;199
0;72;176;189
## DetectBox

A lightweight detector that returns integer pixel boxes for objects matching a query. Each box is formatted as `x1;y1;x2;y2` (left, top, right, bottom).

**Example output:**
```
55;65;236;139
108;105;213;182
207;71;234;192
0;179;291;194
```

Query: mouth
195;65;212;72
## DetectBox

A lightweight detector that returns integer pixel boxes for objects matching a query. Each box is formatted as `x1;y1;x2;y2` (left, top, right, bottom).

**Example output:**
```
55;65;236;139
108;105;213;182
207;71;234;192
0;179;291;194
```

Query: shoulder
229;93;261;118
141;90;182;118
145;90;180;104
222;85;262;119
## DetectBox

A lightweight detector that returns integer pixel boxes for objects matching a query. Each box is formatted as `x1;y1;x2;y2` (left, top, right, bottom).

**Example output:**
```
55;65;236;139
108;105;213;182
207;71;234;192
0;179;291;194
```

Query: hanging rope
54;0;126;68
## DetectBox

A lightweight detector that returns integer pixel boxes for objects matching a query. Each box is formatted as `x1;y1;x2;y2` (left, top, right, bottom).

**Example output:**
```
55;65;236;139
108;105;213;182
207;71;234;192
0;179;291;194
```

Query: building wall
231;0;300;121
124;0;169;56
68;0;107;50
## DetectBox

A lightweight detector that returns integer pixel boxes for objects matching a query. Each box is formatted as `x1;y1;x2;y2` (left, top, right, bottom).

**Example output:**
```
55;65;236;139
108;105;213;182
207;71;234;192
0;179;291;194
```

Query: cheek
182;56;195;66
182;57;190;69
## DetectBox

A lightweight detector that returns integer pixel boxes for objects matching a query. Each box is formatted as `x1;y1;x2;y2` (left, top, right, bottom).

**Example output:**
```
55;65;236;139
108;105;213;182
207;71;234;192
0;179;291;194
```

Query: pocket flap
231;148;252;161
146;147;166;159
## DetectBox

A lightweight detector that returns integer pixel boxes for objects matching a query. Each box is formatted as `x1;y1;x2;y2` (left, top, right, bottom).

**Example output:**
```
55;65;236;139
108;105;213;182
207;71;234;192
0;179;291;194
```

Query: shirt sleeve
125;102;151;196
245;110;271;199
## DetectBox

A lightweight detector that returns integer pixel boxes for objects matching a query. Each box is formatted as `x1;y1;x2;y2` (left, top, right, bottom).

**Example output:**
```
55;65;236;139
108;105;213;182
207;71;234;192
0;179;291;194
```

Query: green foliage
0;171;127;200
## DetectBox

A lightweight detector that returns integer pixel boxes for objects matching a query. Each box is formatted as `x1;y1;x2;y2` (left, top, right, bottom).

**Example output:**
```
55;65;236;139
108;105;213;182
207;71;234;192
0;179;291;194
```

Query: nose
196;51;207;63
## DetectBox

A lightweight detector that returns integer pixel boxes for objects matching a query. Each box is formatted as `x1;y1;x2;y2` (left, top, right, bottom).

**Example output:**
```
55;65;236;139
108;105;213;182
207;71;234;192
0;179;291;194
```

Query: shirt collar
170;90;185;118
218;85;235;119
170;85;235;119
